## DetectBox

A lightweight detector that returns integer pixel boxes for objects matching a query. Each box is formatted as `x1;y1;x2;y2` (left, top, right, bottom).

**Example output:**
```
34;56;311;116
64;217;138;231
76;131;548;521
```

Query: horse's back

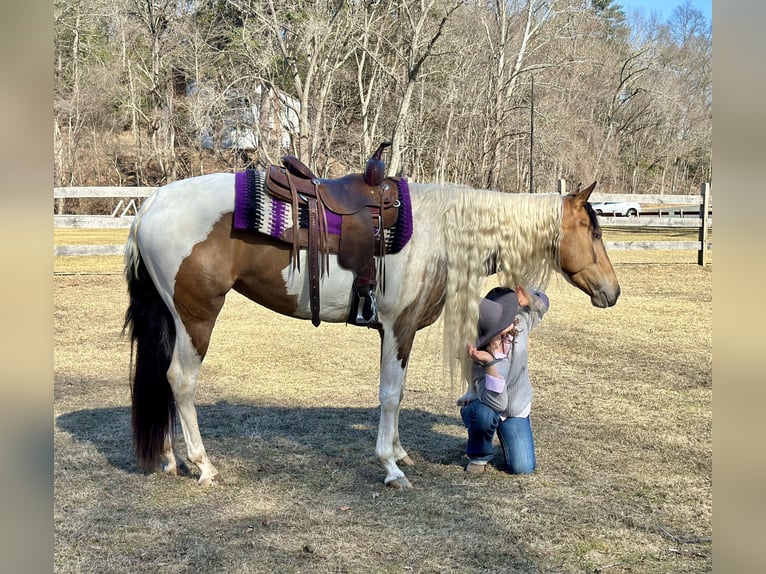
139;172;235;224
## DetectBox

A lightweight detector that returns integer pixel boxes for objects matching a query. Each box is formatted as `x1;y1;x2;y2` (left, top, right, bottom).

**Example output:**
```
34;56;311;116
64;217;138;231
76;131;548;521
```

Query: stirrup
352;284;378;326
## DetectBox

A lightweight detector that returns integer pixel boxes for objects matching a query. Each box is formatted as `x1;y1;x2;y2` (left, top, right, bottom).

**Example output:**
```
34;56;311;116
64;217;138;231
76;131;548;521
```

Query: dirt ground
54;249;711;573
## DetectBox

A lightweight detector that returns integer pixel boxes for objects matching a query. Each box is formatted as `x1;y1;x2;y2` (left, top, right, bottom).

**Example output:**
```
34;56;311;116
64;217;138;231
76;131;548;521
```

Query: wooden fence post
557;178;566;194
698;182;710;266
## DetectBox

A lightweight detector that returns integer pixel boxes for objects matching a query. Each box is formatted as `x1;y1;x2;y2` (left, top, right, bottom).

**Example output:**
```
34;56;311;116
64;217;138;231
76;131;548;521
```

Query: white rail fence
54;183;712;265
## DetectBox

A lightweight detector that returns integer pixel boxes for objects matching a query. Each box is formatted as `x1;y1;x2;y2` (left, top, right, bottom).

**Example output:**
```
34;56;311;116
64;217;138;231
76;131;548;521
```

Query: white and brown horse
123;174;619;488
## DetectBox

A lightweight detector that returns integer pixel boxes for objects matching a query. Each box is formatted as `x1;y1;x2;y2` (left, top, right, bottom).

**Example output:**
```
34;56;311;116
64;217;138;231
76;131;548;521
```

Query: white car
590;201;640;217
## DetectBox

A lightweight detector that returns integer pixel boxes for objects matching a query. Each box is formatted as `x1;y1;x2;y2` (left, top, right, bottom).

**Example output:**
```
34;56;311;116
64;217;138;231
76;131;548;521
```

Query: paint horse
123;158;620;489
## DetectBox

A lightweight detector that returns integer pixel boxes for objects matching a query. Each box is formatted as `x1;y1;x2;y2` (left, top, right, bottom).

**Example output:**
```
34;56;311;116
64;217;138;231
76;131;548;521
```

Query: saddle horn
364;141;392;186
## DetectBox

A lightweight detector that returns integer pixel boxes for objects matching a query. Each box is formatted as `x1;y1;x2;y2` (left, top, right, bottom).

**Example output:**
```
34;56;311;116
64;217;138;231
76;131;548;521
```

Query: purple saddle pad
233;169;413;254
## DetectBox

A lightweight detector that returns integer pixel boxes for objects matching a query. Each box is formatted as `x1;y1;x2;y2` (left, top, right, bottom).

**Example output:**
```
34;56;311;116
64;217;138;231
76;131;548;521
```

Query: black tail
123;251;176;470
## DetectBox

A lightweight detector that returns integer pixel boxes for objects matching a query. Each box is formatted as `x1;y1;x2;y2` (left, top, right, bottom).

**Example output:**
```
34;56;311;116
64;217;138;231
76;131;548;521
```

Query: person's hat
485;286;518;306
475;293;519;349
485;287;520;319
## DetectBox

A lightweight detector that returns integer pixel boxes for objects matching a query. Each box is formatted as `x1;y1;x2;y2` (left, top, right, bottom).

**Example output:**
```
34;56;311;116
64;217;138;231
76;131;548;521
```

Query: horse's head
559;182;620;307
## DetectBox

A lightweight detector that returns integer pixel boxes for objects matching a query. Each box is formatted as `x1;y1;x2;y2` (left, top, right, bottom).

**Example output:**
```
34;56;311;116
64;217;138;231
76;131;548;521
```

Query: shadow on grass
55;403;467;478
56;404;543;572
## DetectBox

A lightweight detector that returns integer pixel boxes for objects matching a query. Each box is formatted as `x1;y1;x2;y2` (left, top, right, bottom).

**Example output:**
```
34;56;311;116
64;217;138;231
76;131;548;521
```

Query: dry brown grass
54;242;711;573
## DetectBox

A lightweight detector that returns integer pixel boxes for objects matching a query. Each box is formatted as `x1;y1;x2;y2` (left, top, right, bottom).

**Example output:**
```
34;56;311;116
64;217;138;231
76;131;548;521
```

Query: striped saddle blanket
233;169;413;255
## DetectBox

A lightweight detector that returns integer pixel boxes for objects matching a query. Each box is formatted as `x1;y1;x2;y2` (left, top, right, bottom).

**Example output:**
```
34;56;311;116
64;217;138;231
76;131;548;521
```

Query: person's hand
467;343;494;365
516;285;529;307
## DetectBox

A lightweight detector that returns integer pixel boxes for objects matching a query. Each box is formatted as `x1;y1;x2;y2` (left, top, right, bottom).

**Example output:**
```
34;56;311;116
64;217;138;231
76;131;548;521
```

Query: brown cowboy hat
475;292;519;349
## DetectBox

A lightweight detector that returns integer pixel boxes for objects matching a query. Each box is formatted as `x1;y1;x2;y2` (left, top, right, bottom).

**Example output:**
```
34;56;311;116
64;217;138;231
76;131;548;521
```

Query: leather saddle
264;142;400;327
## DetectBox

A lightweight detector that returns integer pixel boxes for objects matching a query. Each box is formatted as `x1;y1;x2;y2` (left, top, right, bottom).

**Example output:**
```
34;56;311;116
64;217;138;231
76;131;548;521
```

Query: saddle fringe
284;170;333;278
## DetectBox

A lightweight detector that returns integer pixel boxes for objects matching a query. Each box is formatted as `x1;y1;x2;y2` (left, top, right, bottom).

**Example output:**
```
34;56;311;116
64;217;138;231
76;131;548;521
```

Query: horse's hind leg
160;431;188;476
167;321;223;485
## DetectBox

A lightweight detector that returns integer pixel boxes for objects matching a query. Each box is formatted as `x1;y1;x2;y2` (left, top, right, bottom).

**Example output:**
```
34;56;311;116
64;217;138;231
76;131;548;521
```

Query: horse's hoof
161;460;189;476
398;455;415;467
199;473;225;486
385;476;413;490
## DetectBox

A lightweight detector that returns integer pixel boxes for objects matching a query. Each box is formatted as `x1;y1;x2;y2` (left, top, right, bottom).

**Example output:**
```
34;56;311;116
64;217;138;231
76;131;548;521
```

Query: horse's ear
574;181;597;204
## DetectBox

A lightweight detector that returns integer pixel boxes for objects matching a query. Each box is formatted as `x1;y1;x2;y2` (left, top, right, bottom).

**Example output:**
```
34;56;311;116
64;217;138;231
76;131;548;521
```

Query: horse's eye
592;231;602;240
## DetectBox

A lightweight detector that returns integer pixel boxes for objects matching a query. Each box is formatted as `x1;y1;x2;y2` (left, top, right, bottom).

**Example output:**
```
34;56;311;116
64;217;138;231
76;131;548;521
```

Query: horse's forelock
584;201;600;230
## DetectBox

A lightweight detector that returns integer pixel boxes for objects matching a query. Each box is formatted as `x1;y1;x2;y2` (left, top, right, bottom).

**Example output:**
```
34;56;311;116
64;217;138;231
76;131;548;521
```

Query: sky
616;0;712;24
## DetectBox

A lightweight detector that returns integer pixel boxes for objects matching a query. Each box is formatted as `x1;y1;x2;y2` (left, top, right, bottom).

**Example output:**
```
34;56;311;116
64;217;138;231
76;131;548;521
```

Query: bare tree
53;0;711;196
381;0;463;176
478;0;562;189
352;2;389;161
252;0;357;169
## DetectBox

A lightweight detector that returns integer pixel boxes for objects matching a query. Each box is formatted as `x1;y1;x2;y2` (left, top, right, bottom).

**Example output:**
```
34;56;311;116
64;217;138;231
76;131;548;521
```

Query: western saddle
264;142;401;327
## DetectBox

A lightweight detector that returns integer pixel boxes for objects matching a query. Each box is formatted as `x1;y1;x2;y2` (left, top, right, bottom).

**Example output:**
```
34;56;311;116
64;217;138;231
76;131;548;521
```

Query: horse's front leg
376;333;413;489
392;398;415;468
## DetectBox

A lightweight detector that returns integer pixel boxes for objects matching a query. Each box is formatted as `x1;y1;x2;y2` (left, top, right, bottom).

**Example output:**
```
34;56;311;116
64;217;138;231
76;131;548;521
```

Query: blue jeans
460;400;536;474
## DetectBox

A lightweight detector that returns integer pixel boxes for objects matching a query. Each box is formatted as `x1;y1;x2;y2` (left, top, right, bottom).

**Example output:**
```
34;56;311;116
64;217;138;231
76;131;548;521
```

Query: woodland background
53;0;712;195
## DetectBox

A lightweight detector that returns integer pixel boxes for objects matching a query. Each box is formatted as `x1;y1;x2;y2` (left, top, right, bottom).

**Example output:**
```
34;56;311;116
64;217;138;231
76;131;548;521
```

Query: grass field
54;235;712;573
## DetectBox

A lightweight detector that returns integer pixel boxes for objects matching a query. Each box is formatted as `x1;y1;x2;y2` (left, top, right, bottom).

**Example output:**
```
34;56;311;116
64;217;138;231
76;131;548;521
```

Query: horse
123;170;620;489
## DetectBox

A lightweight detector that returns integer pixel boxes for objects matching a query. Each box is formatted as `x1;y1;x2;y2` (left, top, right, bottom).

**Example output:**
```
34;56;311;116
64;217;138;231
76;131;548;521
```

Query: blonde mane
409;183;563;384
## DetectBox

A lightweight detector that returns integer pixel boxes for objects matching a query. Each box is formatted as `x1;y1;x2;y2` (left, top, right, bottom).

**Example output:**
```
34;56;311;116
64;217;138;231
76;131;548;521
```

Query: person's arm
466;343;509;412
476;369;509;413
525;289;549;329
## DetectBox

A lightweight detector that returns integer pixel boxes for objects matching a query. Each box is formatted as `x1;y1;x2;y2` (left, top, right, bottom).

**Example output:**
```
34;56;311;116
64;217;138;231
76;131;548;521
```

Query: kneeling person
458;286;549;474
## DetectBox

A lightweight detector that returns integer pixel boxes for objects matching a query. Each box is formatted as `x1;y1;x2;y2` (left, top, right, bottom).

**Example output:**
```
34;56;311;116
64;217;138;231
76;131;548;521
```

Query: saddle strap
308;197;321;327
286;170;301;272
319;193;329;277
376;205;387;295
